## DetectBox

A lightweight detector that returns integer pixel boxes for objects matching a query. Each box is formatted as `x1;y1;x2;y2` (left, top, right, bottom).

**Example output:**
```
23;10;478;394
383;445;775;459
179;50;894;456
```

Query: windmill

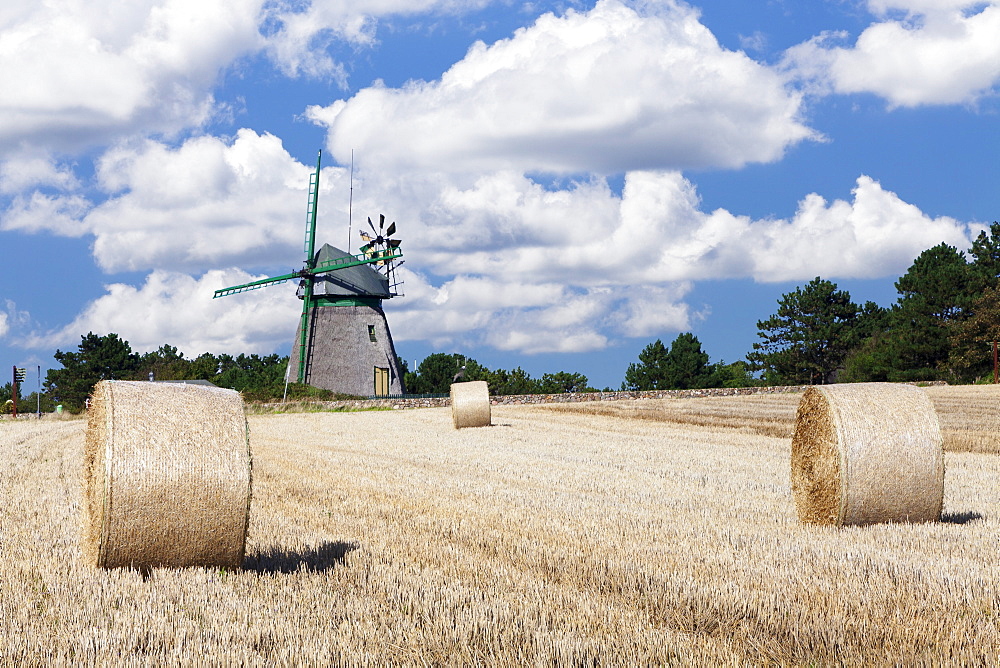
213;150;406;397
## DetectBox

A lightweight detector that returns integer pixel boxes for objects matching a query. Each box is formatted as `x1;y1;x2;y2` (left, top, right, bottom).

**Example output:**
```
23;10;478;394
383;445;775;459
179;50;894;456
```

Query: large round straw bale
451;381;491;429
84;380;252;569
791;382;944;526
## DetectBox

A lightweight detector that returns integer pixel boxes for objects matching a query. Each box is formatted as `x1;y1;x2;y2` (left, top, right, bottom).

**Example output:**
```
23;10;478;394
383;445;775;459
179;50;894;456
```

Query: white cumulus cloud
308;0;816;175
395;170;974;288
0;153;80;194
785;0;1000;107
29;269;301;356
374;169;973;352
87;130;320;272
262;0;498;79
0;0;264;152
735;175;974;281
1;191;92;237
387;272;637;353
9;130;339;272
0;0;505;154
0;300;34;343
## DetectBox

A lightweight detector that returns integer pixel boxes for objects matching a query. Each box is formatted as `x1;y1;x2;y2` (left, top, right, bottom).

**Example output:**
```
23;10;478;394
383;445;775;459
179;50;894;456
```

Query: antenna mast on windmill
213;150;406;397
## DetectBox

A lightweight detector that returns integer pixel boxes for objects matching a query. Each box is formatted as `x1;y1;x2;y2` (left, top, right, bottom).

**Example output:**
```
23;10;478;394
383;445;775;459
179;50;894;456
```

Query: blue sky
2;0;999;391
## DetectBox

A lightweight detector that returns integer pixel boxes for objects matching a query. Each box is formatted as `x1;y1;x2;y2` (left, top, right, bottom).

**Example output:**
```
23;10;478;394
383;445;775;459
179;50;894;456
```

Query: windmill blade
388;238;401;248
367;216;377;234
359;231;372;244
311;248;402;276
302;150;322;268
379;213;385;231
213;271;301;298
385;221;396;237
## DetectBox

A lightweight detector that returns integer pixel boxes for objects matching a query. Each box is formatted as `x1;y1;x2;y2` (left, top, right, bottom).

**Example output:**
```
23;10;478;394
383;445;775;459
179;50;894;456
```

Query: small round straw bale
791;382;944;526
451;381;491;429
84;380;252;569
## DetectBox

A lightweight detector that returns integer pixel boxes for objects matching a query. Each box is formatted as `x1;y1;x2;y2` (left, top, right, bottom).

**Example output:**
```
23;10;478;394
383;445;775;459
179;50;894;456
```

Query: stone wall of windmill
288;303;405;397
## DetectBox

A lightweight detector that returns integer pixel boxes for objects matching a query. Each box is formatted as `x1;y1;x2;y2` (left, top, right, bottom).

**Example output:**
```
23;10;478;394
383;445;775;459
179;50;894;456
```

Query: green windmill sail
214;151;406;395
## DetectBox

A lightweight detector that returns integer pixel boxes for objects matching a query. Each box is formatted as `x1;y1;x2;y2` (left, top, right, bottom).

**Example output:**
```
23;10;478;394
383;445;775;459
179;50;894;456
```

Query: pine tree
747;277;859;385
623;334;718;390
46;332;139;411
947;285;1000;382
622;339;670;390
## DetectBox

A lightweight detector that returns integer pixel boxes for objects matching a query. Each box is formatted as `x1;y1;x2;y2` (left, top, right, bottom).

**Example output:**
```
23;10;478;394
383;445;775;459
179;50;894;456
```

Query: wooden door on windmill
374;367;390;396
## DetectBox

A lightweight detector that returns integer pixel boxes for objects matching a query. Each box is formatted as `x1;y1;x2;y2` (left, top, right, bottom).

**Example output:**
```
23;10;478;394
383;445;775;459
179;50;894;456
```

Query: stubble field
2;385;999;664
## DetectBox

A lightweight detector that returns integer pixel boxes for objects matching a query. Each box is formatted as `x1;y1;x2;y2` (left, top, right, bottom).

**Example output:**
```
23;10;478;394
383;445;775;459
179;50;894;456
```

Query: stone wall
253;381;949;413
256;384;817;412
1;381;950;419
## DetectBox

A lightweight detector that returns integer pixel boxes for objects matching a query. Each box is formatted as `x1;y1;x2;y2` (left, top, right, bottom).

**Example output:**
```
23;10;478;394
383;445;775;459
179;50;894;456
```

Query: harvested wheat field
2;385;1000;664
549;383;1000;454
925;384;1000;453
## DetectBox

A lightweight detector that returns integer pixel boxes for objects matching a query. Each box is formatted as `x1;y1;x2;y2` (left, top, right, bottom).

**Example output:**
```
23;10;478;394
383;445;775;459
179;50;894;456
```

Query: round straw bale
451;381;491;429
84;380;252;569
790;382;944;526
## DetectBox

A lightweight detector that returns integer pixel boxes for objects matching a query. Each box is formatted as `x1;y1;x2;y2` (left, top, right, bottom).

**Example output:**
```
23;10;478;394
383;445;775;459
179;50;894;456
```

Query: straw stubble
83;380;252;569
7;387;1000;664
791;383;944;526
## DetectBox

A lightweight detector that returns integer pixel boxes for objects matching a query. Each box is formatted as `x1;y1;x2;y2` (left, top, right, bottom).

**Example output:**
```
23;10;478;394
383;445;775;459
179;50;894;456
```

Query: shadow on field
244;541;360;574
941;511;984;525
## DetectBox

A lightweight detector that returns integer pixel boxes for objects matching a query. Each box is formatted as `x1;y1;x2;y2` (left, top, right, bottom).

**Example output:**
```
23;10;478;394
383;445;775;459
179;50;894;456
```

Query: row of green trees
746;222;1000;385
0;336;730;412
42;334;294;411
1;381;33;413
405;335;760;394
34;333;714;413
31;335;607;413
621;333;755;391
403;353;595;395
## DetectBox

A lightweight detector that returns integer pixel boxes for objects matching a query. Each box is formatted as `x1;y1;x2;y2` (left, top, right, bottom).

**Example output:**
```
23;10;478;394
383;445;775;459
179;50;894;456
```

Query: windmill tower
214;151;406;397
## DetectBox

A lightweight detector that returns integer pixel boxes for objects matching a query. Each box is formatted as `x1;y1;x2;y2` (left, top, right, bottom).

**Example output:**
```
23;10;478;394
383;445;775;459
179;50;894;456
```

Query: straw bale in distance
450;381;491;429
84;380;252;569
790;383;944;526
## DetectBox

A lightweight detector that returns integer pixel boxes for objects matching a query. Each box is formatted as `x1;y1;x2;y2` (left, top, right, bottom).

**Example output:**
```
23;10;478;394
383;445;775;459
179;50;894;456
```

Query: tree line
29;335;295;412
7;330;744;415
10;335;607;413
746;222;1000;385
403;353;595;396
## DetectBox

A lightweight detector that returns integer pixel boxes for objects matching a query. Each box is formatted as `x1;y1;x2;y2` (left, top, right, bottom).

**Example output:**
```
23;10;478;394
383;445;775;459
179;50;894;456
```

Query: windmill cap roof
308;244;391;299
